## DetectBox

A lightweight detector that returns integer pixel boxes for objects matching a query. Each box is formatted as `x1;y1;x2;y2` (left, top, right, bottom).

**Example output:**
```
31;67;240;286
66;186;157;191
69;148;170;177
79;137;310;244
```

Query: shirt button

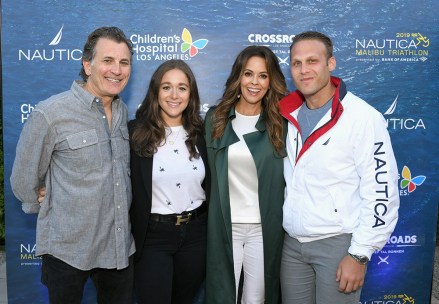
83;139;87;143
116;183;119;186
117;227;121;232
117;205;121;209
103;116;106;119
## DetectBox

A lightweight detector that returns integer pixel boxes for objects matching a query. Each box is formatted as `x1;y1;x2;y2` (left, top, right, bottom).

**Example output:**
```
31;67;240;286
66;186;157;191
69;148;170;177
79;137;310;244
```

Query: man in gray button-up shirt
11;26;135;303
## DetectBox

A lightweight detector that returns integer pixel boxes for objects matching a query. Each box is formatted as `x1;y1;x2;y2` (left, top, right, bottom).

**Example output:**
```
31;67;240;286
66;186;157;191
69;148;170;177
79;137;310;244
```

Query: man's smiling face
82;37;131;104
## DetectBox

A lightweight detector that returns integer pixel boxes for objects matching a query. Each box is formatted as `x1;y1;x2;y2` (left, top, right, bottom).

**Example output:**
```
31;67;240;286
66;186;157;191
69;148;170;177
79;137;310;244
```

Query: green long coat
204;107;286;304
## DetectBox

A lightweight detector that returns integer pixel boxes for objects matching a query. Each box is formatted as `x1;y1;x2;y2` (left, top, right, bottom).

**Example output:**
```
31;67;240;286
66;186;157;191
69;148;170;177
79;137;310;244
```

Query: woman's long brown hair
211;46;287;155
131;60;203;159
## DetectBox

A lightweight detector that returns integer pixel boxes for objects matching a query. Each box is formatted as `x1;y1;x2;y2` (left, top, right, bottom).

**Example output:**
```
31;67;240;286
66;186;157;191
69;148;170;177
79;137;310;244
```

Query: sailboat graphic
383;95;398;115
49;25;64;46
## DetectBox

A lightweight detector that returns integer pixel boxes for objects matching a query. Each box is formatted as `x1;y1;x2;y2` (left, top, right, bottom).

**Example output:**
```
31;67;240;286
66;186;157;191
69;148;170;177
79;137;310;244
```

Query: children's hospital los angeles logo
18;25;82;61
399;165;426;196
181;28;208;57
130;28;209;61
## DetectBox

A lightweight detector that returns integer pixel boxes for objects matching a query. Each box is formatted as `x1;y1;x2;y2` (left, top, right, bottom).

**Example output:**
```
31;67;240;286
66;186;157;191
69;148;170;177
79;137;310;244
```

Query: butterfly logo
181;28;208;57
400;165;426;193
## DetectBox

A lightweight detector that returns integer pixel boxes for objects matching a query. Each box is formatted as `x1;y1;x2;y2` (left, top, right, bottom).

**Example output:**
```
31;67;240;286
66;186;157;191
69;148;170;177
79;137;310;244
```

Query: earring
237;94;241;99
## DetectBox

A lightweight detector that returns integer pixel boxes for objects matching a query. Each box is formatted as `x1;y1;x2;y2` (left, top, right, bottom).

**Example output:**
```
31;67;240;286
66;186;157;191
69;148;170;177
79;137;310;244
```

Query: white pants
232;223;265;304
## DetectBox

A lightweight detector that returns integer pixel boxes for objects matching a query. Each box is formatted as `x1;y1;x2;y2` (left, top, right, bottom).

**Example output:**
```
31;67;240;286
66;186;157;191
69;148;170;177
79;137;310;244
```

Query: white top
152;126;206;214
228;110;261;223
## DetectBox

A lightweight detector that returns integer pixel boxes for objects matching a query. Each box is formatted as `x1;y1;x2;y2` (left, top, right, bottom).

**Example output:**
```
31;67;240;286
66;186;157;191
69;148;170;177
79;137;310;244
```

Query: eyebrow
160;81;189;86
244;68;268;73
292;54;319;60
102;56;131;62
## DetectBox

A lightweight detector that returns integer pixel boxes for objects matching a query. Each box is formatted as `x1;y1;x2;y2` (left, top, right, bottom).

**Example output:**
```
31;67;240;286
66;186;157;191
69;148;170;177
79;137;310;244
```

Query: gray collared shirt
11;80;135;270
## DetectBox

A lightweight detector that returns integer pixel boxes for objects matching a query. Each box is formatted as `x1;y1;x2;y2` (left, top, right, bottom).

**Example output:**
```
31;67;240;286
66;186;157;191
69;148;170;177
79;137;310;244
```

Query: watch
348;253;369;265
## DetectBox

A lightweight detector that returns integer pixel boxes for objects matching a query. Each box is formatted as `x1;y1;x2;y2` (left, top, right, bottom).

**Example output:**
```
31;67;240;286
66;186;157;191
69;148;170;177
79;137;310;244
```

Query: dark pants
134;212;207;304
41;254;134;304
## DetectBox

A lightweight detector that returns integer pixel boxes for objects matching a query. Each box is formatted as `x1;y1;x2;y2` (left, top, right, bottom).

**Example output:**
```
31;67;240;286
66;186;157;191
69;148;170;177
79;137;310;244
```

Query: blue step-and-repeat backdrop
2;0;438;303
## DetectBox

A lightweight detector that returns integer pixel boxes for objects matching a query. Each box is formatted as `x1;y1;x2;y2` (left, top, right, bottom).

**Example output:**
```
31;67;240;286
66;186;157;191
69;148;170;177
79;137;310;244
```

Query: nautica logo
383;95;398;115
382;95;426;130
18;25;82;61
49;25;64;46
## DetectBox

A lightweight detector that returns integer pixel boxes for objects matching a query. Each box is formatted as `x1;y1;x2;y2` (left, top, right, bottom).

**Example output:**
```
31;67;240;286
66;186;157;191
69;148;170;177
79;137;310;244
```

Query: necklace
167;126;182;145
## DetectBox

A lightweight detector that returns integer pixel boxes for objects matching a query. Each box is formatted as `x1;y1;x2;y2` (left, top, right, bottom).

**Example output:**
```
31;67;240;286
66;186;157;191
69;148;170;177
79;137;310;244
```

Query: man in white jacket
279;31;399;303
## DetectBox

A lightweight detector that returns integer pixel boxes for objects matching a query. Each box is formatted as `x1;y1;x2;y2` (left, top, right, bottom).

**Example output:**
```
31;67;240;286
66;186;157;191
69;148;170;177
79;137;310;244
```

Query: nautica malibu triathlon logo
130;28;209;61
355;32;430;63
18;25;82;61
382;96;426;130
20;243;41;266
359;293;415;304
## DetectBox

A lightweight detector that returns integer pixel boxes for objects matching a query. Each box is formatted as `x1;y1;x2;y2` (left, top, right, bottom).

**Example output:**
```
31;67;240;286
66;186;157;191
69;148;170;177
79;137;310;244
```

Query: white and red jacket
280;76;399;259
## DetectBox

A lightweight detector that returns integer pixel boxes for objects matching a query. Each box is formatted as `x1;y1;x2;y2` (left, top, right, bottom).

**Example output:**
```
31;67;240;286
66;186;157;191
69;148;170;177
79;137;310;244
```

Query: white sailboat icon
49;25;64;46
383;95;398;115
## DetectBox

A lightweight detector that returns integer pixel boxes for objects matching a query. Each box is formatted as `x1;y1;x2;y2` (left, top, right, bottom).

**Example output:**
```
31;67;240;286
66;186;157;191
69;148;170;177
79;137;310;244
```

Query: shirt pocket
65;129;102;172
113;126;130;164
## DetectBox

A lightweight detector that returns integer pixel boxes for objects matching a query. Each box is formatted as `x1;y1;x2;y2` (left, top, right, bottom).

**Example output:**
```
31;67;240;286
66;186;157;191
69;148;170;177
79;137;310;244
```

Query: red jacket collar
280;76;345;121
280;76;346;162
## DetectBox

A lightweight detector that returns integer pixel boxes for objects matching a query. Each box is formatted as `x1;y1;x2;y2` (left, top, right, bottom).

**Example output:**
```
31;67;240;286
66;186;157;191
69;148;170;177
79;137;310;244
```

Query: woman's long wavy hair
131;60;203;159
211;46;287;155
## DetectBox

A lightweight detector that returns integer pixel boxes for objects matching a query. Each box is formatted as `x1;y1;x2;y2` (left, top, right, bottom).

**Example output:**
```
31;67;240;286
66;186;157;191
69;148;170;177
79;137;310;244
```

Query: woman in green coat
205;46;287;304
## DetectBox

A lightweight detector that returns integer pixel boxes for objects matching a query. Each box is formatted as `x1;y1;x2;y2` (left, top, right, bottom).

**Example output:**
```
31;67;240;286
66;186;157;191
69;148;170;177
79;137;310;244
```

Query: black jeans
134;212;207;304
41;254;134;304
